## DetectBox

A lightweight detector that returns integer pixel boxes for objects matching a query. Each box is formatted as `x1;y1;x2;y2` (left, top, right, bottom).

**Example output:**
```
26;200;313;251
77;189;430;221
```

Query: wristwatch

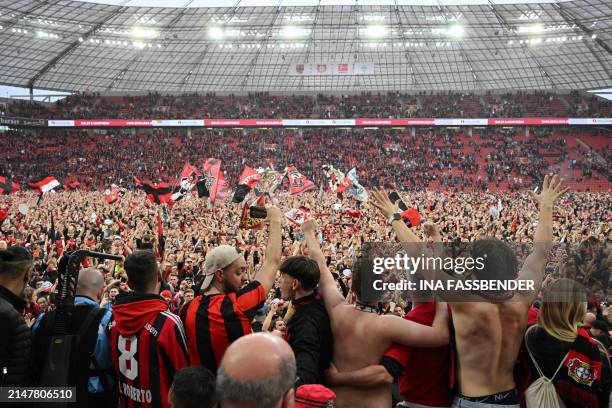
388;212;402;225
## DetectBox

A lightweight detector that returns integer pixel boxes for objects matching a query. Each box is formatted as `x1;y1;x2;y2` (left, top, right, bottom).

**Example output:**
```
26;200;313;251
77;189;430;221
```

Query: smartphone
388;191;408;212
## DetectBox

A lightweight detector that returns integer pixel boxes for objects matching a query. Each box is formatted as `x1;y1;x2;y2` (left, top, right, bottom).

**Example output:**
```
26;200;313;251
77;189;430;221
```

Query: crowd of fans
1;127;610;193
0;172;610;407
0;92;611;408
2;90;611;119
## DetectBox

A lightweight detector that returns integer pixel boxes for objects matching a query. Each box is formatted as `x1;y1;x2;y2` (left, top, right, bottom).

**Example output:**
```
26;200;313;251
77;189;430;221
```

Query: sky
0;85;69;102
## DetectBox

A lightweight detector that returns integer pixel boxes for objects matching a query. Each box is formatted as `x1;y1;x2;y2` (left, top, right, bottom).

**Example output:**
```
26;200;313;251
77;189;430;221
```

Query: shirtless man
301;219;449;408
371;175;567;407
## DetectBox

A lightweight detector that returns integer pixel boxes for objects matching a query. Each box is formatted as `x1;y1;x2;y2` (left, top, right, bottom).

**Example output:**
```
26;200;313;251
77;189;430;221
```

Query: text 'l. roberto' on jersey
109;292;189;408
180;280;265;373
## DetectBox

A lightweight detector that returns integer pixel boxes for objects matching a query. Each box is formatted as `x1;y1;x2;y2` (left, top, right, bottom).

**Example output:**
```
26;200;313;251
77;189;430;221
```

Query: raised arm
302;219;345;310
380;301;449;347
370;189;421;244
254;206;283;293
518;174;568;298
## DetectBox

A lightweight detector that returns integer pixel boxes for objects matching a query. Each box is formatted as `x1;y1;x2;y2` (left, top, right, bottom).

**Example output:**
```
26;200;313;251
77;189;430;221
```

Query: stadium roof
0;0;610;93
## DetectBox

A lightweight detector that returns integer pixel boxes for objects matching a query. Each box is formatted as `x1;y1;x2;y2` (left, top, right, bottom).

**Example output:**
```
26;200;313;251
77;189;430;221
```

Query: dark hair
351;256;381;303
471;238;518;281
279;256;320;291
170;367;216;408
0;246;33;279
124;250;158;291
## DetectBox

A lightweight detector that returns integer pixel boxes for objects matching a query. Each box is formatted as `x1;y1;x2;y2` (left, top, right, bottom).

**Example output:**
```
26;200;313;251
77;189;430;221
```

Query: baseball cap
160;290;172;298
295;384;336;408
202;245;242;291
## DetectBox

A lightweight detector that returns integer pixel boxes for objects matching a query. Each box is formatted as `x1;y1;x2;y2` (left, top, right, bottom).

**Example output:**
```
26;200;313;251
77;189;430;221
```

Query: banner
233;166;262;203
134;178;173;205
487;118;569;126
240;195;266;230
44;117;612;128
205;119;283;127
285;166;315;195
30;176;60;194
172;163;202;202
254;168;284;196
216;172;232;201
0;176;20;195
322;165;349;193
0;117;46;127
289;63;375;76
202;158;222;203
347;168;368;202
285;208;310;225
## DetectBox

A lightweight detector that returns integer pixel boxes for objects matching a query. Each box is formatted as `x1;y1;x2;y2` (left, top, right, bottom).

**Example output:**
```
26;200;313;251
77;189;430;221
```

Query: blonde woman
524;278;611;407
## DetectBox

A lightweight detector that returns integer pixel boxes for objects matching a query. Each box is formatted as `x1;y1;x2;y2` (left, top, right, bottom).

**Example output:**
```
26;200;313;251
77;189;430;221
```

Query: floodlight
209;27;224;39
362;25;387;38
283;26;309;38
447;25;464;38
131;27;157;39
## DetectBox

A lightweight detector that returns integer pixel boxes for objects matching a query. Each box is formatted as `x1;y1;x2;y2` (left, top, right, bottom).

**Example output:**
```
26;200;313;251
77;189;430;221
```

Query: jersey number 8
118;335;138;380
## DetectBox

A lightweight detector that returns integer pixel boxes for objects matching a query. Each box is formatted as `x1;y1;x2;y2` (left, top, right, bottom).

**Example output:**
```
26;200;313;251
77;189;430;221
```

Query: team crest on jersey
567;357;596;386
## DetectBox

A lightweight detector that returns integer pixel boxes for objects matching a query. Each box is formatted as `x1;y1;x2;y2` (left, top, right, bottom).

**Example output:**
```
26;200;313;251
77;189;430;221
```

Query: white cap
202;245;242;291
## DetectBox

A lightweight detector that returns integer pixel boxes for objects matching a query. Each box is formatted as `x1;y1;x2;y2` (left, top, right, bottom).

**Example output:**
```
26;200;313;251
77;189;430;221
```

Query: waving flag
134;177;173;205
64;181;81;191
240;195;266;230
172;163;202;201
203;158;222;202
285;207;310;225
285;166;315;195
232;166;262;203
104;184;122;204
29;176;60;194
254;168;284;196
322;165;350;193
216;172;232;202
0;176;20;195
347;168;368;202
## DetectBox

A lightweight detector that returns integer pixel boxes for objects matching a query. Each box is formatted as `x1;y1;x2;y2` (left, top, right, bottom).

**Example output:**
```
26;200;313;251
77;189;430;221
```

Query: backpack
524;326;568;408
39;306;112;408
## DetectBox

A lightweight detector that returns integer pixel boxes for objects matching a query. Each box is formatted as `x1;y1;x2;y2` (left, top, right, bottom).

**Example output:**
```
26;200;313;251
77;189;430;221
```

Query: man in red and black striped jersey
109;250;189;408
180;206;283;373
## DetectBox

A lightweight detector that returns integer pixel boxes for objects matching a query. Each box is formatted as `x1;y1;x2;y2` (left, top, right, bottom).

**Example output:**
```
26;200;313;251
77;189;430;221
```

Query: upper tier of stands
1;91;611;120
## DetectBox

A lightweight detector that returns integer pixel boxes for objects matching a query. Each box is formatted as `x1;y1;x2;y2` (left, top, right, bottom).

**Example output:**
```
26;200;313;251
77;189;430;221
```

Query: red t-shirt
383;302;452;406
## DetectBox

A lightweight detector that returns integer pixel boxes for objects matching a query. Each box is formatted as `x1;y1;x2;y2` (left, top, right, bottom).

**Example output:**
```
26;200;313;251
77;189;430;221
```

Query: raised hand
301;219;317;236
529;174;568;208
370;189;399;219
265;206;283;224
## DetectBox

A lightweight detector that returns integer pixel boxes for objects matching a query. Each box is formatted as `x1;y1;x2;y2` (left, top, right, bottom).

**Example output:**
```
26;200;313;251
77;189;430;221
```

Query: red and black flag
172;163;202;202
29;176;60;194
322;165;350;193
202;158;222;202
240;195;266;230
64;181;81;191
134;177;173;205
216;172;231;202
0;176;20;195
196;177;209;198
232;166;261;203
285;166;315;195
